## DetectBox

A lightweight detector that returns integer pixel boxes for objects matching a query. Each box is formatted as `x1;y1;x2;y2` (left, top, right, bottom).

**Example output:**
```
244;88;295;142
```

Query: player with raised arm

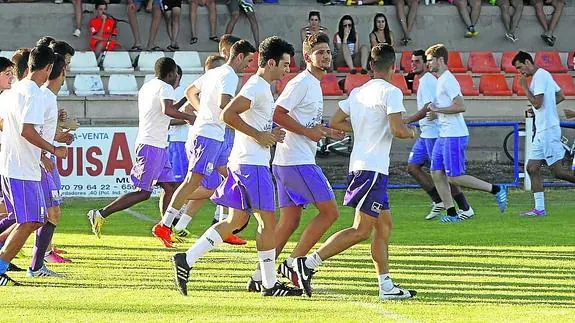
512;51;575;216
295;44;417;300
171;36;302;297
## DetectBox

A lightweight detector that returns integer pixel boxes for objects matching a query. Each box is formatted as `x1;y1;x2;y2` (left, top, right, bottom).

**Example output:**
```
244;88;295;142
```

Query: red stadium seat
501;51;518;73
552;74;575;96
344;74;371;94
412;74;420;93
289;56;300;73
454;74;479;96
535;51;567;73
243;52;259;73
240;74;253;88
336;66;363;73
401;51;413;73
321;73;343;96
511;74;532;96
468;52;500;73
275;73;298;95
479;74;512;96
448;51;466;73
391;74;411;95
567;51;574;70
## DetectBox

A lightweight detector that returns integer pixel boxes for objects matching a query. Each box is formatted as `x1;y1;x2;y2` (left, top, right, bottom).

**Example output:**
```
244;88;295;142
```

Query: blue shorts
408;137;437;165
430;136;468;177
168;141;189;182
343;170;389;218
212;165;275;212
273;164;335;208
216;128;235;167
130;144;176;192
186;135;224;190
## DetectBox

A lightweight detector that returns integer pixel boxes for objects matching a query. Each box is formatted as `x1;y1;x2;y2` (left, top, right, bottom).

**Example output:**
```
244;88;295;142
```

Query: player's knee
48;208;62;224
526;163;539;176
407;164;419;177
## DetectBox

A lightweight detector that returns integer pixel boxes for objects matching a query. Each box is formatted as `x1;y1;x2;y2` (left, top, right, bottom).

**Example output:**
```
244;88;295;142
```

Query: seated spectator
163;0;182;51
395;0;419;46
225;0;260;47
333;15;369;74
89;1;120;59
190;0;218;45
369;13;394;48
126;0;163;50
498;0;524;42
204;55;226;72
0;58;15;92
532;0;565;46
345;0;382;5
300;11;329;44
73;0;83;37
454;0;481;38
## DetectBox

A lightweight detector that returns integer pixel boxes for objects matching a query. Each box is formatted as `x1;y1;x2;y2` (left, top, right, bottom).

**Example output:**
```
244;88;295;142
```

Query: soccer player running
0;45;68;287
171;36;302;297
425;44;507;223
512;51;575;216
87;57;195;238
151;40;256;248
295;44;417;300
403;50;474;220
247;34;344;292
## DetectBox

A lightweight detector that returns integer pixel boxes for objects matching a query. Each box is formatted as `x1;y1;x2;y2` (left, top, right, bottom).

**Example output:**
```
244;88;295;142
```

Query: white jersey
190;64;238;142
416;72;440;139
40;87;58;146
168;84;190;143
135;78;175;148
229;75;275;167
530;68;561;133
0;79;45;181
273;70;323;166
435;70;468;138
339;79;406;175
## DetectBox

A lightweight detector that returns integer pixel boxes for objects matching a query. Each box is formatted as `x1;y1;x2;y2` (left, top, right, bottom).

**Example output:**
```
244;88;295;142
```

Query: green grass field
1;188;574;322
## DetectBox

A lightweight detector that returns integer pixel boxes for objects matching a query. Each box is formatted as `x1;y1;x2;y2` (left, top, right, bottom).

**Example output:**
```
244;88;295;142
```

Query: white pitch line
125;208;156;223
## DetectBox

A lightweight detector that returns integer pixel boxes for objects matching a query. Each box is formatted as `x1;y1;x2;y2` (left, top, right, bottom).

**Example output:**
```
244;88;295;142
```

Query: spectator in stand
300;11;329;45
10;49;30;81
72;0;83;37
190;0;218;45
126;0;164;51
333;15;369;74
345;0;382;5
498;0;524;42
163;0;182;51
532;0;565;46
225;0;260;47
395;0;419;46
369;13;394;48
89;0;120;59
454;0;481;38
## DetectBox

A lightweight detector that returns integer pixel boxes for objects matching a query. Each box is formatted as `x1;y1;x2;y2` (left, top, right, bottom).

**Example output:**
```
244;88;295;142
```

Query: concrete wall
1;3;574;52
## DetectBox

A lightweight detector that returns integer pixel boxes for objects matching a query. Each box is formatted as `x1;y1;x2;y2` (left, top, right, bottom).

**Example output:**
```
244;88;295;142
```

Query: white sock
218;206;228;222
161;207;180;227
213;206;220;221
534;192;545;210
285;256;295;268
304;252;323;270
174;214;192;231
251;269;262;281
258;249;277;289
185;227;223;267
378;273;394;291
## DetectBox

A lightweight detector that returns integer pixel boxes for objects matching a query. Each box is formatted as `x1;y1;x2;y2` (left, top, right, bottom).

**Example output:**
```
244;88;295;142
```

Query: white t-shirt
229;75;275;167
417;72;440;139
190;64;238;142
435;70;469;138
273;70;323;166
135;78;175;148
168;84;190;143
530;68;561;133
0;79;46;181
339;79;406;175
40;87;58;145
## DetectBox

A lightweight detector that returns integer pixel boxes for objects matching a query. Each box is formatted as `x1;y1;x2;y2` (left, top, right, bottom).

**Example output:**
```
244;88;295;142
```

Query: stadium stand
391;73;411;95
69;52;99;73
512;74;531;96
173;51;204;73
276;73;298;95
479;74;513;96
102;52;134;73
243;52;259;73
447;51;466;73
468;52;500;73
343;74;371;94
108;74;139;96
501;51;519;73
73;74;105;96
568;51;574;70
455;74;480;96
552;73;575;96
320;73;343;96
400;51;413;73
137;52;166;72
535;51;567;73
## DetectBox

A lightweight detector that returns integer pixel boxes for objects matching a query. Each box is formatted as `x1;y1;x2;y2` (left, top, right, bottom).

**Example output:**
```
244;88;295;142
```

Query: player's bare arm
329;109;352;133
222;95;277;147
431;96;465;114
389;113;417;139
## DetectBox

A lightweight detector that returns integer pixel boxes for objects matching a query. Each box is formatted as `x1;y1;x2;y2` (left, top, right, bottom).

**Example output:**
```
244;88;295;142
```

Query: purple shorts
41;168;62;208
1;176;47;224
216;127;235;167
273;164;335;208
211;165;275;212
187;135;224;190
408;137;437;165
130;144;176;192
430;136;468;177
168;141;189;182
343;170;389;218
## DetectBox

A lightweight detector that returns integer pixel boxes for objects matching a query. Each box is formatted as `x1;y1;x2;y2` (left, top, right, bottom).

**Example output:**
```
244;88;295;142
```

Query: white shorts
529;126;564;166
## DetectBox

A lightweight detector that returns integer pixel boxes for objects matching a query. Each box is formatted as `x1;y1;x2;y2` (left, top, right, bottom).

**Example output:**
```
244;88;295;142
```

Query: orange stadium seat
552;74;575;96
512;74;531;96
468;52;500;73
448;51;466;73
275;73;298;94
501;51;518;73
567;51;574;70
320;74;343;96
535;51;567;73
454;74;479;96
240;73;253;87
391;74;411;95
344;74;371;94
412;74;420;93
243;52;259;73
401;51;413;73
289;56;300;73
479;74;512;96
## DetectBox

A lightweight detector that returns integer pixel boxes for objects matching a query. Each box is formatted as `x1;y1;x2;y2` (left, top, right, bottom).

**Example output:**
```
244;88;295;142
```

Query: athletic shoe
295;257;316;297
171;253;191;296
175;228;191;238
262;282;303;297
26;265;63;278
494;185;508;213
87;209;105;239
379;284;417;301
45;250;72;263
0;273;20;286
170;233;186;244
7;263;25;272
152;223;173;248
73;29;81;37
520;208;547;217
278;260;300;288
439;215;461;223
51;246;67;254
457;207;475;220
425;202;444;220
223;234;247;245
246;278;263;292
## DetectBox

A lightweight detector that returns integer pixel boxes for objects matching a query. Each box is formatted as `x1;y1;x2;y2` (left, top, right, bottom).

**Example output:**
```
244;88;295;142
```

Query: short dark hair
219;34;242;53
48;53;66;81
204;55;226;70
0;57;14;73
94;0;108;9
371;43;396;72
425;44;448;64
512;51;534;66
28;45;55;73
412;49;426;63
155;57;177;79
258;36;295;68
50;40;75;57
308;11;320;21
11;48;30;80
302;33;330;55
36;36;56;48
176;65;182;77
229;40;257;61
